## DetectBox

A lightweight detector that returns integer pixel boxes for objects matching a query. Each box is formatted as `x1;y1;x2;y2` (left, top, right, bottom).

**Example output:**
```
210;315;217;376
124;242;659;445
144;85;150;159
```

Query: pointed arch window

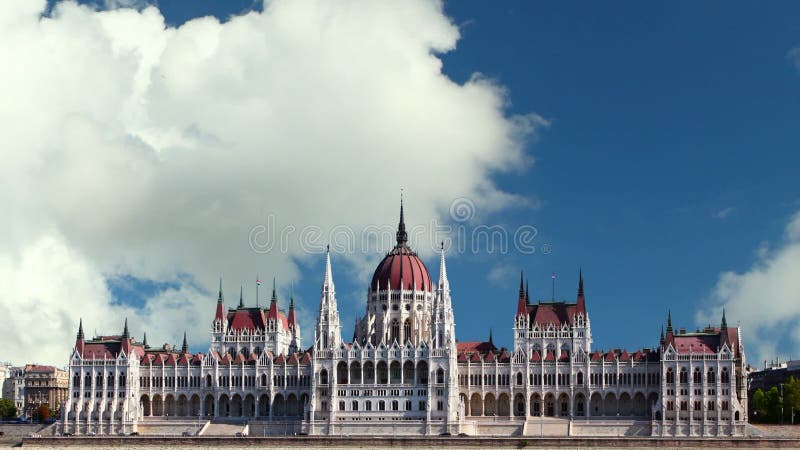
403;319;411;343
390;319;400;343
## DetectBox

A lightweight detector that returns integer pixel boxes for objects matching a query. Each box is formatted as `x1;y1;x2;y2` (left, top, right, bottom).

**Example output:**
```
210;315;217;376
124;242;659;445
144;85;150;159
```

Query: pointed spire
238;286;244;308
578;268;584;297
77;318;84;340
721;308;728;329
181;331;188;354
437;241;449;292
660;326;665;345
488;328;494;346
217;277;224;302
519;271;525;297
525;280;530;305
143;332;148;348
122;317;130;340
396;192;408;246
323;245;335;293
271;277;277;303
289;282;295;309
666;310;673;334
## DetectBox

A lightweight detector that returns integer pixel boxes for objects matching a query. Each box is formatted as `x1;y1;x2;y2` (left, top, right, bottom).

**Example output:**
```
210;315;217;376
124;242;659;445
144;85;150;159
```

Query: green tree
0;398;17;419
783;377;800;423
766;386;781;422
752;389;768;422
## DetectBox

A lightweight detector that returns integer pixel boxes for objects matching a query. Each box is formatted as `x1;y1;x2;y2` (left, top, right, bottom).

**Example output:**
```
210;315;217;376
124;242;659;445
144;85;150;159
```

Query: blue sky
6;0;799;366
98;0;800;352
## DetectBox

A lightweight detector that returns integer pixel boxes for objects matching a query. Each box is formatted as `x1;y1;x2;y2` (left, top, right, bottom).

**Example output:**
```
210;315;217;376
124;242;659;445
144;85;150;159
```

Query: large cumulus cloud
0;0;543;365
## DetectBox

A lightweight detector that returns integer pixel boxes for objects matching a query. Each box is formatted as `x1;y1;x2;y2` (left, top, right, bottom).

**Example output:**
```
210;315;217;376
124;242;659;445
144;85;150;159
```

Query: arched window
707;369;715;383
721;368;729;384
577;372;584;386
437;368;445;384
390;320;400;343
261;374;268;386
666;369;675;384
403;319;411;343
516;372;523;386
206;374;212;387
679;368;688;384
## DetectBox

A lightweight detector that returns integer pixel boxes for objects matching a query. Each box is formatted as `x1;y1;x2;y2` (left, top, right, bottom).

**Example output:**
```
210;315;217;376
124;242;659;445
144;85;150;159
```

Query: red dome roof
369;198;432;292
371;245;432;292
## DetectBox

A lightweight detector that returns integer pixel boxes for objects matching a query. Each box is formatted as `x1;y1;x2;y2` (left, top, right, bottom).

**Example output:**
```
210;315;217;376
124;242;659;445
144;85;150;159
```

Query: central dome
369;200;433;292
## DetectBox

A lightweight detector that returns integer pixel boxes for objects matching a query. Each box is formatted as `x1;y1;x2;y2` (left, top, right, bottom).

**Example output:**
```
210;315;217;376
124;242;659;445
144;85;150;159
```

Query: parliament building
61;203;748;437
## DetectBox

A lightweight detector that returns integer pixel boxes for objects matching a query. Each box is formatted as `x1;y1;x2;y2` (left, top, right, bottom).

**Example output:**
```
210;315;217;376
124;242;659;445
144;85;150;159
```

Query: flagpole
256;276;260;307
551;273;556;301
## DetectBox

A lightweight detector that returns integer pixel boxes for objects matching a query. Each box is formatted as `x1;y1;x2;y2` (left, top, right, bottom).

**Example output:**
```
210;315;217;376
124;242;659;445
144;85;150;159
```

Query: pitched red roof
667;327;739;355
456;341;497;355
525;302;578;327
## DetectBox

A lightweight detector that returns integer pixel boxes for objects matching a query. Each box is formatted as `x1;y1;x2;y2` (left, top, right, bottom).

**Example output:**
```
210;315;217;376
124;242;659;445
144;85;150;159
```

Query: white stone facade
60;207;748;437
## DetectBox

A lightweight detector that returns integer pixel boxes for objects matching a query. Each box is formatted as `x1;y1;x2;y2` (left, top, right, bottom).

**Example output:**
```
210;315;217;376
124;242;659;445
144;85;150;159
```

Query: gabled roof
526;301;578;327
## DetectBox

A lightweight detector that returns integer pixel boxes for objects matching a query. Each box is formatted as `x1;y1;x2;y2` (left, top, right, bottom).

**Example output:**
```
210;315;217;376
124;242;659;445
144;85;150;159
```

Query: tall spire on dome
271;277;277;303
181;331;188;354
578;268;585;297
217;277;224;302
396;191;408;246
122;318;129;340
238;286;244;308
323;245;335;294
77;318;84;340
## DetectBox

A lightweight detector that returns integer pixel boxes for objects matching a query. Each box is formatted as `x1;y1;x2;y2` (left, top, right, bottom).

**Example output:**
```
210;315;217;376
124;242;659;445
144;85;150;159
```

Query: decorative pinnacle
122;317;129;340
578;269;584;297
218;277;224;302
238;286;244;308
289;282;295;309
721;308;727;329
143;332;148;348
77;318;84;340
525;280;530;304
181;331;188;354
271;277;277;302
519;271;525;297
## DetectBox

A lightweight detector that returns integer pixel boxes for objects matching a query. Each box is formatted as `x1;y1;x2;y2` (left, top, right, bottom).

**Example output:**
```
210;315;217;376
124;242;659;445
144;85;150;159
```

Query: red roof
527;302;576;327
371;244;432;292
457;341;497;355
668;328;739;355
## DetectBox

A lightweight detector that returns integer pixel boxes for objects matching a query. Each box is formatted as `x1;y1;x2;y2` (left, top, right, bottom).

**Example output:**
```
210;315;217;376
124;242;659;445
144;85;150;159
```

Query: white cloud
0;0;542;365
713;207;737;220
698;211;800;365
788;46;800;74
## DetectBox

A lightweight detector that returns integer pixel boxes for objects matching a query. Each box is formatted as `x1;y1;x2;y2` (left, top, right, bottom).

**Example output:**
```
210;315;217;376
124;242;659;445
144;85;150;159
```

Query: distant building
2;366;25;416
24;365;69;417
748;360;800;393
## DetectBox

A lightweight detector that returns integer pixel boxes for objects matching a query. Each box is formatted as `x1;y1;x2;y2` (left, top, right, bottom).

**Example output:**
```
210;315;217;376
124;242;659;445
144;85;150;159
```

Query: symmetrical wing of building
62;204;748;437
